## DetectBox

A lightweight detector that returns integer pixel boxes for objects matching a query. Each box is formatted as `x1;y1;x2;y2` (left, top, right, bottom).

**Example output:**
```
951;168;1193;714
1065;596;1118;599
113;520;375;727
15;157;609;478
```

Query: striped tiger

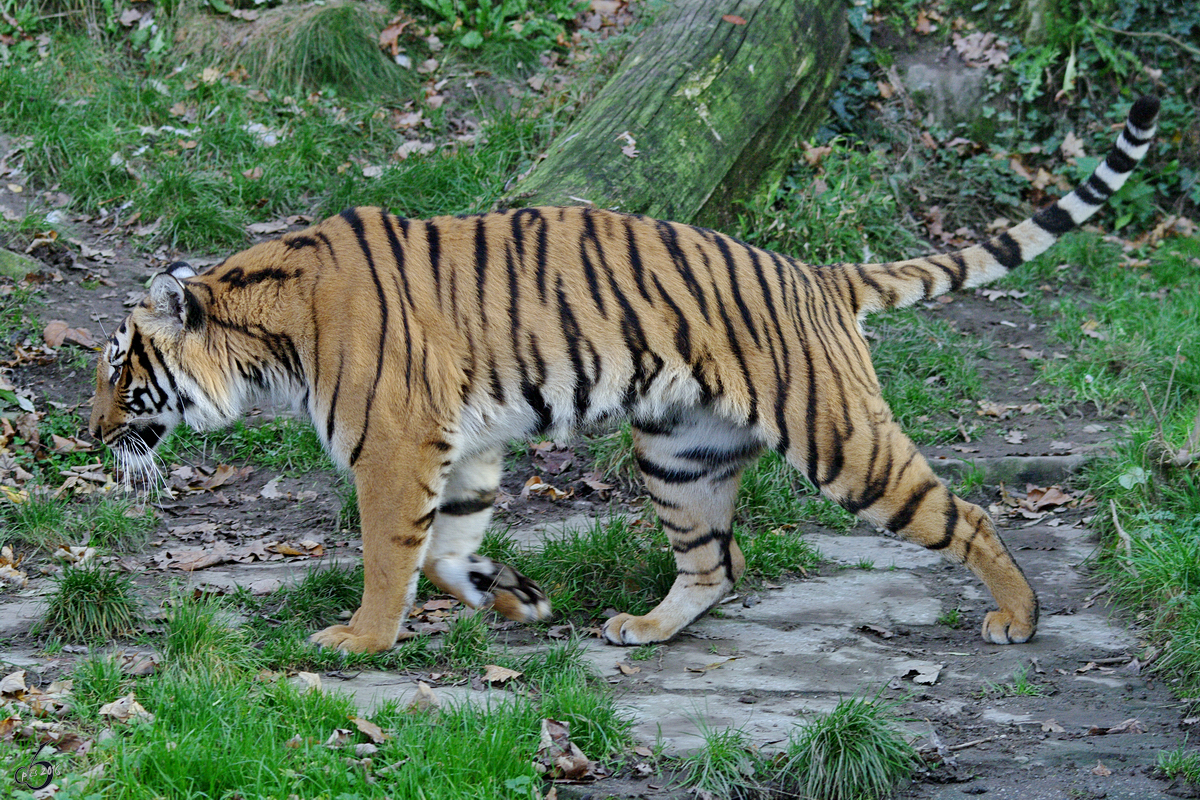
91;96;1159;653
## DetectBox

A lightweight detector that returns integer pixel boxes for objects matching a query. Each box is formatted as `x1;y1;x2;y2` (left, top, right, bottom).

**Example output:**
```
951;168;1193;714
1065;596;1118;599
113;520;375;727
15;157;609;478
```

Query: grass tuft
982;665;1047;698
180;1;415;100
1159;745;1200;786
40;564;142;643
678;721;762;799
780;692;919;800
485;516;676;621
162;593;257;673
1;490;69;551
271;564;364;626
71;653;131;719
438;609;493;667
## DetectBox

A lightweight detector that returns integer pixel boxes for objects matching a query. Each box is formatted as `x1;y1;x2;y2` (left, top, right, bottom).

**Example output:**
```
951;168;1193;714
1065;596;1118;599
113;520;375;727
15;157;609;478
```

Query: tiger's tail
849;95;1160;316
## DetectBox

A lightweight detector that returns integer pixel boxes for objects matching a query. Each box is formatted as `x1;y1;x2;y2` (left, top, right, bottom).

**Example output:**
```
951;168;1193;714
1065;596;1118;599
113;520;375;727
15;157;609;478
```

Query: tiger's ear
166;261;196;280
148;271;204;332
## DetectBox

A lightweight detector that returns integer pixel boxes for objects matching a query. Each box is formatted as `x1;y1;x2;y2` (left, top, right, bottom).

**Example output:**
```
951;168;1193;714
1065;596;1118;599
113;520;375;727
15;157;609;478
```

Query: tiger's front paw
310;623;414;653
480;559;552;623
981;609;1036;644
601;613;673;646
428;554;552;623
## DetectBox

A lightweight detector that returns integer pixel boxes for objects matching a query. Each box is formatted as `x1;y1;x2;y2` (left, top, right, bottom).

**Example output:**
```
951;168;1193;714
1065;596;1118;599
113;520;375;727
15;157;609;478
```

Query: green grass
736;451;856;533
0;490;69;551
937;607;964;629
1;491;156;552
6;585;630;800
0;29;552;253
983;665;1047;698
998;233;1200;696
71;653;132;720
996;234;1200;415
483;516;676;621
678;722;762;799
161;593;258;674
1159;745;1200;786
739;141;922;266
869;310;989;444
780;693;919;800
160;416;332;475
39;564;142;644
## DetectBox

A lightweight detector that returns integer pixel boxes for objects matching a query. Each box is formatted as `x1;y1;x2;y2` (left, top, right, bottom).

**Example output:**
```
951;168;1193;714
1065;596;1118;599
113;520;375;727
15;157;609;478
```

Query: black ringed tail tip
1129;95;1161;129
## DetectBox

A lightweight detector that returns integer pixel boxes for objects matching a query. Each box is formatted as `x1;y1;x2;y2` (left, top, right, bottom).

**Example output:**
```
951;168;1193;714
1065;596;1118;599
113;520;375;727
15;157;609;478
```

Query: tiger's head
90;262;204;476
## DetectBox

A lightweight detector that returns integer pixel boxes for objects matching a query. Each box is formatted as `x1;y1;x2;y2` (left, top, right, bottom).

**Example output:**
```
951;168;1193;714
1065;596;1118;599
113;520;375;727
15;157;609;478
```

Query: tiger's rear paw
981;610;1036;644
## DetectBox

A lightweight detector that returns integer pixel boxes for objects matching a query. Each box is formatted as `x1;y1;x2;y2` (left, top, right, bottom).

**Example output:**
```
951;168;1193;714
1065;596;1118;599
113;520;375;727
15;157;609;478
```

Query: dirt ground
1;188;1198;800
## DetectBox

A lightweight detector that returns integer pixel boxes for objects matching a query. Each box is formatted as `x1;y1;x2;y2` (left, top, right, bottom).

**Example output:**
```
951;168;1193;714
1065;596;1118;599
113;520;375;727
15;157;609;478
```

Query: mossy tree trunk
498;0;849;227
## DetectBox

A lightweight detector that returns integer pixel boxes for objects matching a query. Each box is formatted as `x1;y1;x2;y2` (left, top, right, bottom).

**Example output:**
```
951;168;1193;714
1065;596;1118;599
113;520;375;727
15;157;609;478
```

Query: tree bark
498;0;848;227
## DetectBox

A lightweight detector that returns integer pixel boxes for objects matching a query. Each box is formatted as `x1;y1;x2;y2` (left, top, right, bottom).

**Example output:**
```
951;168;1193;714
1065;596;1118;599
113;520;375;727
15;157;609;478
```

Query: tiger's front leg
310;447;443;654
422;448;551;622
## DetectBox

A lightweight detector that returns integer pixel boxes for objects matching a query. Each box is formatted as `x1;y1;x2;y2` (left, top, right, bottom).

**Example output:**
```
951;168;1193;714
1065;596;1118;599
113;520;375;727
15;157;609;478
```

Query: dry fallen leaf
858;623;895;639
1103;718;1147;735
977;400;1010;419
1023;485;1074;512
521;475;572;501
295;671;322;692
43;320;97;349
247;220;289;235
481;665;523;686
324;728;353;748
721;14;746;24
0;670;26;696
1004;429;1027;445
351;717;390;743
538;718;597;781
1091;761;1112;777
408;681;441;712
897;661;943;685
99;693;154;724
616;661;641;675
1080;319;1109;340
616;130;638;159
1061;130;1086;159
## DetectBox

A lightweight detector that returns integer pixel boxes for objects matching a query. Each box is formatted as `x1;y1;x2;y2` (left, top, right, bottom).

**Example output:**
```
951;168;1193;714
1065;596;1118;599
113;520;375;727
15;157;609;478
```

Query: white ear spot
166;261;197;280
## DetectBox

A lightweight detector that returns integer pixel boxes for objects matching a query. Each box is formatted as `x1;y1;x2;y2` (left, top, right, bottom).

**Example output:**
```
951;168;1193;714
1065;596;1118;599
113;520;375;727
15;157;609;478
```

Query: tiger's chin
107;433;166;494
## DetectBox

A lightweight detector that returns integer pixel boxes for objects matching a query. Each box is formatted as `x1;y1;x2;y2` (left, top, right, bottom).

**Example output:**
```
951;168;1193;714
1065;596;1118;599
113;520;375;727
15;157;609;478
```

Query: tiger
90;96;1159;653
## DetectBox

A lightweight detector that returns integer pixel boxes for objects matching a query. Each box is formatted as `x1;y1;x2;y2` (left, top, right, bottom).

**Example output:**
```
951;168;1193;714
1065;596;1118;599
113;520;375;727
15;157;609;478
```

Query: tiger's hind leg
602;410;762;646
422;448;550;623
810;411;1038;644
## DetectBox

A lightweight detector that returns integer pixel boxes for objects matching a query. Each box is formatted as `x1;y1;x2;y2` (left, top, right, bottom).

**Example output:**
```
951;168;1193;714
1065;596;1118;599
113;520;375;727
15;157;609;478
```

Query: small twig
1141;382;1165;441
919;734;1004;756
946;735;1002;752
1163;345;1181;422
1098;24;1200;60
1110;500;1137;576
1088;656;1135;666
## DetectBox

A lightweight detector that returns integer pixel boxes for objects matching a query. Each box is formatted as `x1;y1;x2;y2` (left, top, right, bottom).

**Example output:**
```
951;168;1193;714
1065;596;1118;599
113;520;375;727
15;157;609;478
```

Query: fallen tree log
499;0;848;227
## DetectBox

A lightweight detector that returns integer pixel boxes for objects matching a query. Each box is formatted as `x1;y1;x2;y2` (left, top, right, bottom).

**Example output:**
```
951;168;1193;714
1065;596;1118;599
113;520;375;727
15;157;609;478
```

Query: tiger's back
92;96;1161;653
